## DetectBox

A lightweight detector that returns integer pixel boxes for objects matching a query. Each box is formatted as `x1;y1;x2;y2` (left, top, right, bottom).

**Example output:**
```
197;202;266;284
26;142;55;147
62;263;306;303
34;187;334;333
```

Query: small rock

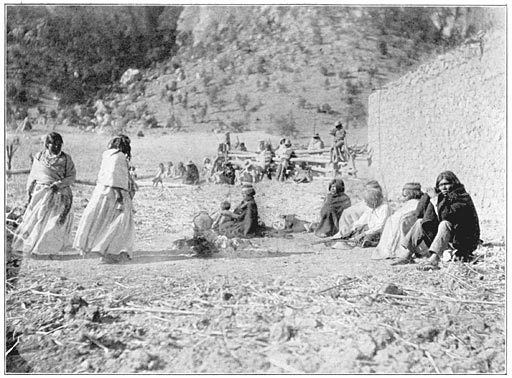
270;322;297;342
283;307;294;317
356;334;377;359
380;283;406;296
414;326;439;343
80;360;91;371
222;292;233;301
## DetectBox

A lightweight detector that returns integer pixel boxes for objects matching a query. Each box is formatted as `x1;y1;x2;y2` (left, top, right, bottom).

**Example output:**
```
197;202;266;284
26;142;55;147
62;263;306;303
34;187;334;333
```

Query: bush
297;96;306;109
269;111;298;137
230;119;246;132
378;39;388;56
276;82;289;94
234;93;250;111
217;55;231;72
207;85;220;105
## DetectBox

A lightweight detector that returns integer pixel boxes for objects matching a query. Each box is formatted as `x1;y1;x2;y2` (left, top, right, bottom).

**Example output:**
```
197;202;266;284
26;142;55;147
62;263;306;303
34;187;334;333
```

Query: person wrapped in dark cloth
218;184;260;238
393;170;480;270
183;160;200;185
315;179;352;238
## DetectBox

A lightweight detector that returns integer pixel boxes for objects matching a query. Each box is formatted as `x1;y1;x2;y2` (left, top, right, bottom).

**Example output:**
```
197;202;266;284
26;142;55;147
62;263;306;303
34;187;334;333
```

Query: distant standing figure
257;143;274;180
12;132;76;256
183;160;200;185
152;163;165;187
74;135;135;263
202;158;213;179
330;121;347;162
276;139;296;181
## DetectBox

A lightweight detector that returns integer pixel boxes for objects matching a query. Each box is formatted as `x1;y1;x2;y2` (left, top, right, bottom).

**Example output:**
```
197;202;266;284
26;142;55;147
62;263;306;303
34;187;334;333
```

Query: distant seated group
313;170;480;270
151;160;200;186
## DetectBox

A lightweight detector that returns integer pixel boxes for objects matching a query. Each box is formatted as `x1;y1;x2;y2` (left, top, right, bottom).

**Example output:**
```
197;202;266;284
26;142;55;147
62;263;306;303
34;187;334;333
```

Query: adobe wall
367;29;506;228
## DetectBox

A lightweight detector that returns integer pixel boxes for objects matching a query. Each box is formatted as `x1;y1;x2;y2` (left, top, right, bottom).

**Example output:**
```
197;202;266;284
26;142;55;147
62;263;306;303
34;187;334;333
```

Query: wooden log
310;166;334;173
310;165;355;174
290;157;331;164
75;179;96;186
294;147;331;154
227;151;258;158
136;181;197;188
5;169;30;176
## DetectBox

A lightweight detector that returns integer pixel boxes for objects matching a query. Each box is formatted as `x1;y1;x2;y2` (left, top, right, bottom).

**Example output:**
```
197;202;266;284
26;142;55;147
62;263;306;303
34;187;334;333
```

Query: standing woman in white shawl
74;135;136;263
12;132;76;256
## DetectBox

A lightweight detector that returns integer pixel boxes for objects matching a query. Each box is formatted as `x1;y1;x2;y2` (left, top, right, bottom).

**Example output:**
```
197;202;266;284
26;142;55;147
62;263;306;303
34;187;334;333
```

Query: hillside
7;6;499;146
126;6;443;145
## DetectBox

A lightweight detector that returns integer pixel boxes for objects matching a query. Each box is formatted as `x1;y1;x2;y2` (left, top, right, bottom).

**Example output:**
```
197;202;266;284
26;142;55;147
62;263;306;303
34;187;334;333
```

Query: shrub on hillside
378;40;388;56
268;111;298;137
230;119;247;133
276;82;289;94
319;65;329;76
207;85;219;105
317;103;333;114
234;93;250;111
7;6;180;105
217;55;231;72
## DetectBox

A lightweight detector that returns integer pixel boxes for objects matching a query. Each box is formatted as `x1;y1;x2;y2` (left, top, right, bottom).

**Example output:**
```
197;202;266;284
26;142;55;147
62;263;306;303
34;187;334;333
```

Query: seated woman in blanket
329;180;383;239
218;184;260;238
12;132;76;257
332;187;391;248
314;179;351;237
371;182;424;260
393;171;480;270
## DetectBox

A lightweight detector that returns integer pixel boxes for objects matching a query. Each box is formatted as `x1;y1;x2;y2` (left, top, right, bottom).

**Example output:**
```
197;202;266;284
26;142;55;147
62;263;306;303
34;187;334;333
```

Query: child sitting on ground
164;162;173;178
211;201;236;230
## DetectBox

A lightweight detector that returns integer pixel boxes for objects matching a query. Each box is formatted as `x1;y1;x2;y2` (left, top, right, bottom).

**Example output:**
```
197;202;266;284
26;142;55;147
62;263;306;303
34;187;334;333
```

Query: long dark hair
45;132;63;149
108;134;131;160
435;171;462;190
328;178;345;194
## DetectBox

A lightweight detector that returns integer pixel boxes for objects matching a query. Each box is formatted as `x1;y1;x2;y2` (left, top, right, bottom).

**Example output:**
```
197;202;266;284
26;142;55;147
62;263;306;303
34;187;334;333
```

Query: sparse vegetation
269;111;298;137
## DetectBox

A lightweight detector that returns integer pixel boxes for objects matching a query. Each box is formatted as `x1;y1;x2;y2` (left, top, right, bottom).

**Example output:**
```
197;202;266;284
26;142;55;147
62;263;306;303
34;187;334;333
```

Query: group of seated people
201;168;479;271
208;138;301;185
314;170;480;270
152;160;200;186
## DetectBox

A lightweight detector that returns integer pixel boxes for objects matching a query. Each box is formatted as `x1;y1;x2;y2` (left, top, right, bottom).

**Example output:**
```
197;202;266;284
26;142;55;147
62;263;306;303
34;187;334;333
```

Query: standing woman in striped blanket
74;134;136;263
12;132;76;257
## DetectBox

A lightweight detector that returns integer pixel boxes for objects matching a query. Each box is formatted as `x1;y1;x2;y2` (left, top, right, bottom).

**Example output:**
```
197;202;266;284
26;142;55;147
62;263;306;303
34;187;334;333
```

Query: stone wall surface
367;29;506;229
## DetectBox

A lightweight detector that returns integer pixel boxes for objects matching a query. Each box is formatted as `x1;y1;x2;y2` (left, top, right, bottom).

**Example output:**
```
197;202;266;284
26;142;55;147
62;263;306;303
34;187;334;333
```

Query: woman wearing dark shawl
218;185;260;238
394;171;480;269
12;132;76;256
315;179;351;237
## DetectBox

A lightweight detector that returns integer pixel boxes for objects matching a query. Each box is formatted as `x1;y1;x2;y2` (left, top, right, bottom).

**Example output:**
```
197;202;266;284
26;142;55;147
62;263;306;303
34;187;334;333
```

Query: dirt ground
5;173;506;374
